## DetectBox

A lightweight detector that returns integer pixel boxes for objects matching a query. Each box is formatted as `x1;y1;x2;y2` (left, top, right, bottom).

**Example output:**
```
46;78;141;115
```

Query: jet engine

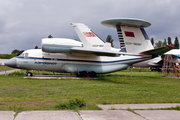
41;38;82;53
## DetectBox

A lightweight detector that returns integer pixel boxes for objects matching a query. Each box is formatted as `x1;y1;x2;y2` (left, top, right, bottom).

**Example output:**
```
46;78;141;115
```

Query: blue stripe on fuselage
15;56;149;64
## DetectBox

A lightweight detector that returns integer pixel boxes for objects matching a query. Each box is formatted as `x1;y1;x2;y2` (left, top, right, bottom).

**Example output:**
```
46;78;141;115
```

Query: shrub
55;97;86;110
8;70;26;76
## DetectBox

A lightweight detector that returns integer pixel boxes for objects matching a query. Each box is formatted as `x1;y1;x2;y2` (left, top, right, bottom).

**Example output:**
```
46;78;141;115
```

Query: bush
55;97;86;110
0;54;16;59
8;70;26;76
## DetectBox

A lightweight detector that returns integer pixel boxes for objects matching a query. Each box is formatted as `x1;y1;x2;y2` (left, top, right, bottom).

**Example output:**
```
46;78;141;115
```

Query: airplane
4;18;174;77
132;49;180;71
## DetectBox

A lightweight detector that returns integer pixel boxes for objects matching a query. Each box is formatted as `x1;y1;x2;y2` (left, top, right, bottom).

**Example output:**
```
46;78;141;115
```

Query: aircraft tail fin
101;18;154;54
118;26;154;53
71;23;105;49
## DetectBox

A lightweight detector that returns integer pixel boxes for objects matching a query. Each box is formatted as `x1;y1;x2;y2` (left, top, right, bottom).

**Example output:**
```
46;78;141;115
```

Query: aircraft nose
4;58;17;68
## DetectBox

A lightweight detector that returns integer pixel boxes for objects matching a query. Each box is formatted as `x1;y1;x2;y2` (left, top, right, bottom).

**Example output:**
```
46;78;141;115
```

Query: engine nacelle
41;38;82;53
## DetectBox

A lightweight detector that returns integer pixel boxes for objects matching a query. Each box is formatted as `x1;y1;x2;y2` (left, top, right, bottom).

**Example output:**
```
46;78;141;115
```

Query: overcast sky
0;0;179;54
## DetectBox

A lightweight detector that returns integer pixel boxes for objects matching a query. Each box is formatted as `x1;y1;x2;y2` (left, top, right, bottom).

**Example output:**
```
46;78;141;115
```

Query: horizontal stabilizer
140;45;175;57
71;47;140;56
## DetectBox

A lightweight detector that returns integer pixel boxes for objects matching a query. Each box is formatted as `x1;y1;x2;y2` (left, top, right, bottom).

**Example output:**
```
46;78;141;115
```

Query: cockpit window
19;53;24;56
19;52;29;59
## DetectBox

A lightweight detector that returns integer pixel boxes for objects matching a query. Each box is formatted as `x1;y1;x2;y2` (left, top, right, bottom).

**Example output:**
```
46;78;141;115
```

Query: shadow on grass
95;75;133;84
95;73;161;84
7;69;162;84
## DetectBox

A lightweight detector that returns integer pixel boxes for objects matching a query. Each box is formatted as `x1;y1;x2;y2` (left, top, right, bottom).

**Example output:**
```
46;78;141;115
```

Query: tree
106;35;114;47
162;38;167;47
35;46;38;49
167;37;172;45
155;40;163;48
11;49;24;56
48;35;53;38
174;37;179;49
151;38;154;46
11;49;20;55
17;50;24;56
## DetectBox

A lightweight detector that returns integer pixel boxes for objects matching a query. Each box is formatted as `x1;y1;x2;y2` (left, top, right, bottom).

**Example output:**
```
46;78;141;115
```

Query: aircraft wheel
76;73;80;77
80;71;87;77
88;71;97;77
27;72;33;76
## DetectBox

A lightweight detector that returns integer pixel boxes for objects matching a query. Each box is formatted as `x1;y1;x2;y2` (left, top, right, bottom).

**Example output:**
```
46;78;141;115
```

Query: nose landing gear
26;70;33;76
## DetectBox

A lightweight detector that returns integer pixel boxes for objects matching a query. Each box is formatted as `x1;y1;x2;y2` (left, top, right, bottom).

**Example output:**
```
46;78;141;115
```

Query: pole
130;66;132;78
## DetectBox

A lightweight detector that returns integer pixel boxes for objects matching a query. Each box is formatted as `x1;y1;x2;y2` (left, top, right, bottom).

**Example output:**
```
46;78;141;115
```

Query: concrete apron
1;104;180;120
98;103;180;110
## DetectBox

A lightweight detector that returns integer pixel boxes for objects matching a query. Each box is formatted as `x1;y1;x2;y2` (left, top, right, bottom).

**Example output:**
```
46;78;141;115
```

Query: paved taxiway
1;104;180;120
24;75;82;79
0;69;16;75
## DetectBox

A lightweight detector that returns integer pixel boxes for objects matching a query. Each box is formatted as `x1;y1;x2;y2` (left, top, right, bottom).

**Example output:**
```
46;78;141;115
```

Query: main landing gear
76;71;97;78
26;70;33;76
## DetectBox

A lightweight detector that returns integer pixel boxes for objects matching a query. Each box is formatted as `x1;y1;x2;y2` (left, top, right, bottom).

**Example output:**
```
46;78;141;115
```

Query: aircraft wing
171;54;180;59
164;49;180;58
172;54;180;59
71;47;141;56
161;54;180;60
140;45;175;57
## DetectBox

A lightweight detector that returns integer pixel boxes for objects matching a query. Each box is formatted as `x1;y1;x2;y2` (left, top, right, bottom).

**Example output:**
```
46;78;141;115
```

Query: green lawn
0;66;14;72
0;68;180;111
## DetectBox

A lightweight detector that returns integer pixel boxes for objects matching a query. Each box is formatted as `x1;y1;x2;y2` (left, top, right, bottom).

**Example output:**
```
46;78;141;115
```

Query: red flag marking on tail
125;31;135;37
83;32;96;37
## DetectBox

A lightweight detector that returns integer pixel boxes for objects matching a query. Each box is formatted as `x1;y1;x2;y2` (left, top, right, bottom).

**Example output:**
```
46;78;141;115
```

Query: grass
127;108;142;116
0;68;180;111
159;106;180;111
0;66;14;72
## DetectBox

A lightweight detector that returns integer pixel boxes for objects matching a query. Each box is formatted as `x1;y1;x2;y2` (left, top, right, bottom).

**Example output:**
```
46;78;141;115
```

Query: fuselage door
25;53;29;59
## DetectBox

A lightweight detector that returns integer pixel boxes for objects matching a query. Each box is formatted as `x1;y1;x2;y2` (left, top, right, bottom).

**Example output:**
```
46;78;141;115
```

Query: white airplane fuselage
7;49;150;74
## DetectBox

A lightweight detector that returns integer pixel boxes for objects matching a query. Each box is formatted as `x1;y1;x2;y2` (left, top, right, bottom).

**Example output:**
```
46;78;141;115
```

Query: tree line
0;46;39;59
151;37;179;49
0;35;51;59
0;49;24;59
